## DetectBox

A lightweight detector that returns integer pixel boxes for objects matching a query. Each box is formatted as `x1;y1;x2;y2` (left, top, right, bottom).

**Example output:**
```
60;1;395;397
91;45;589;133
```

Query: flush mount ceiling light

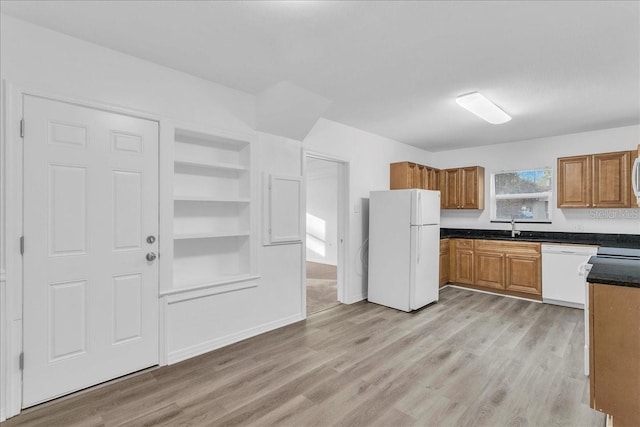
456;92;511;124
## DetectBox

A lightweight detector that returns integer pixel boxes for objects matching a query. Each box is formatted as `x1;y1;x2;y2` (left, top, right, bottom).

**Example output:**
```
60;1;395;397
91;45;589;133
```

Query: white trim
164;280;259;304
542;298;584;309
3;81;24;419
446;285;542;303
166;313;304;365
1;83;166;419
302;151;350;309
344;293;367;304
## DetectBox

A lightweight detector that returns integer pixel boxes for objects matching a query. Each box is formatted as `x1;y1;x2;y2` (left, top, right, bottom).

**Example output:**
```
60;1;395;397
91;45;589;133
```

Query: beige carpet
306;262;339;315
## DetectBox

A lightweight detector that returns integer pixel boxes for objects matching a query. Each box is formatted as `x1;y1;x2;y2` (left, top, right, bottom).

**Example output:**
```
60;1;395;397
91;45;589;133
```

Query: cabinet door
591;284;640;425
454;250;474;285
390;162;412;190
439;239;450;287
443;169;460;209
558;155;591;208
474;252;505;290
592;151;630;208
505;254;541;295
460;166;484;209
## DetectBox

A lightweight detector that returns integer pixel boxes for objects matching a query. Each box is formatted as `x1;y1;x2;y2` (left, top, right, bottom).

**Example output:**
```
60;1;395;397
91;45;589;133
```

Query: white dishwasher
541;244;598;309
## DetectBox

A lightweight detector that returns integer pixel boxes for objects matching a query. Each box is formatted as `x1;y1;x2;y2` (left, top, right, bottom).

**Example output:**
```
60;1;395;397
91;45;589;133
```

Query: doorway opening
304;153;347;315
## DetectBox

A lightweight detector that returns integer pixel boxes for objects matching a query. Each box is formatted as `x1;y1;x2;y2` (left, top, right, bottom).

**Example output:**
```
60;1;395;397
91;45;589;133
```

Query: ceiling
2;1;639;151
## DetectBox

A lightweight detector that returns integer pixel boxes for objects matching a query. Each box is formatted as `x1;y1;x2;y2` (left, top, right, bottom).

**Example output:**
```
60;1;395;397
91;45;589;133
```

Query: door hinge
20;236;24;255
20;118;25;138
19;352;24;370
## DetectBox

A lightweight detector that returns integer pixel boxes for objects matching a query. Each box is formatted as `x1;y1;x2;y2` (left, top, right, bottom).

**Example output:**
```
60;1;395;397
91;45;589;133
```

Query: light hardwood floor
306;262;339;315
4;287;604;427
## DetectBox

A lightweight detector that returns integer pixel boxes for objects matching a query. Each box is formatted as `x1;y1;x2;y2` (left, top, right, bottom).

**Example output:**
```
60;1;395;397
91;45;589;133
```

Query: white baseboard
344;293;366;304
446;285;542;303
167;313;304;365
1;409;6;423
542;298;584;310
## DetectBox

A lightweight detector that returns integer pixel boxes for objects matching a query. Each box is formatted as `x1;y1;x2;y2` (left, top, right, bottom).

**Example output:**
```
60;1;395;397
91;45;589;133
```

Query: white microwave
633;155;640;204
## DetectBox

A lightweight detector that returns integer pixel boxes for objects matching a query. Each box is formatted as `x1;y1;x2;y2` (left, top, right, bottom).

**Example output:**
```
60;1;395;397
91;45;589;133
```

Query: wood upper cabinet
390;162;439;190
441;166;484;209
592;151;630;208
460;166;484;209
558;155;591;208
558;150;634;208
439;239;450;287
635;145;640;208
442;169;461;209
589;284;640;426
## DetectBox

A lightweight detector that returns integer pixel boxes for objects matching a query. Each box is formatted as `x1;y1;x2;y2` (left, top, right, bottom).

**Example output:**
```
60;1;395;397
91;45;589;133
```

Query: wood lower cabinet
449;238;541;299
390;161;439;190
439;239;450;287
451;239;474;285
505;254;541;295
454;250;474;285
558;150;635;208
475;252;505;290
589;283;640;426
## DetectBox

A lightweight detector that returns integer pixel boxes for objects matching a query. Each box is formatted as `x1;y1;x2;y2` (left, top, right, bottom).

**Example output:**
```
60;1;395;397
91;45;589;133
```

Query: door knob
146;252;157;262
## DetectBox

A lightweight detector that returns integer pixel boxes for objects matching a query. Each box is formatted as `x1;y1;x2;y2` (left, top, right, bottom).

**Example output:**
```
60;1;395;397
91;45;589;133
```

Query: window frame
489;168;553;224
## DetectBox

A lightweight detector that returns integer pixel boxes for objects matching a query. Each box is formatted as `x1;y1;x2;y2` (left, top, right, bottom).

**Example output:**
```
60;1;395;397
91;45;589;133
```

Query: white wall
432;125;640;234
303;118;434;302
0;15;305;419
306;158;338;265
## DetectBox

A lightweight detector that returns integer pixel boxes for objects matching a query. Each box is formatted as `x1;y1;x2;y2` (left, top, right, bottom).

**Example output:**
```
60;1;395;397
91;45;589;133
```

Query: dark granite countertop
587;256;640;288
440;228;640;249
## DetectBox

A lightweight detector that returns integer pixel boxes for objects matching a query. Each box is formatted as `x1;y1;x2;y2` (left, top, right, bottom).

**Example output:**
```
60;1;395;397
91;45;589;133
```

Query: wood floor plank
4;288;605;427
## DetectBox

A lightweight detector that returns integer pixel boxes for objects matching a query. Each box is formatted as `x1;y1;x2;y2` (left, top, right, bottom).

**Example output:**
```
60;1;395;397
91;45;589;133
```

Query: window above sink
490;168;552;223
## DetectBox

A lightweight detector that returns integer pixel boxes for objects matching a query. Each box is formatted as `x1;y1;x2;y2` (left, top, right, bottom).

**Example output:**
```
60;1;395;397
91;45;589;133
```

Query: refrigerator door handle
418;192;423;225
417;225;422;264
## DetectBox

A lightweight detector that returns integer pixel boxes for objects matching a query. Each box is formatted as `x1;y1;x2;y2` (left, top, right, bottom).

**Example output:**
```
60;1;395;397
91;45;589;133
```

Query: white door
410;225;440;310
22;95;159;407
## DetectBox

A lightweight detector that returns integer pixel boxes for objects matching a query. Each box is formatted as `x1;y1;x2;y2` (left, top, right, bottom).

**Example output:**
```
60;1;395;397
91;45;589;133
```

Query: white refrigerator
368;189;440;312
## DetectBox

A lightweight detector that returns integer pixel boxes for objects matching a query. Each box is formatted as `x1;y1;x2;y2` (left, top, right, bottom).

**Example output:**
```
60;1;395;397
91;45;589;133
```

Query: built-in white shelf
174;196;251;203
173;231;250;240
174;159;248;172
171;126;255;292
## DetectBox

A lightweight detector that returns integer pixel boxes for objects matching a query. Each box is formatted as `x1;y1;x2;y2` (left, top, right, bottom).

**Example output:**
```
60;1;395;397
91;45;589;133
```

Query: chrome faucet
511;217;521;238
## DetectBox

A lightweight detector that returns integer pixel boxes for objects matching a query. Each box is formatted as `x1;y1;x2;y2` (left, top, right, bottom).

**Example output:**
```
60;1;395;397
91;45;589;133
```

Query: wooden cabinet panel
474;239;540;255
454;239;474;250
505;254;541;295
558;150;635;208
558;155;591;208
443;169;460;209
461;167;485;209
474;252;505;290
390;162;414;189
590;284;640;426
450;239;541;298
390;162;440;191
592;151;630;208
633;147;639;208
439;239;450;287
441;166;484;209
454;250;474;285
